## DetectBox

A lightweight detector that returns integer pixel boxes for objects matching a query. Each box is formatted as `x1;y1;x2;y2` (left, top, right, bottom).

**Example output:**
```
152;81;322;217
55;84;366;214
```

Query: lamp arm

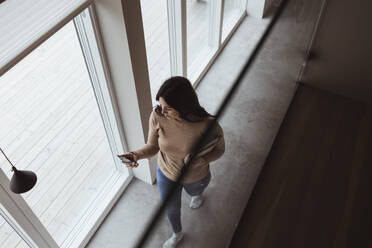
0;147;16;171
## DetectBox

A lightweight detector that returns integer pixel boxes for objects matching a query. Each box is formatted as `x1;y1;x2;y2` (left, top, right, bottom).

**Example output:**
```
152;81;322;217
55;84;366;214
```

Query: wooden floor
229;84;372;248
0;22;117;248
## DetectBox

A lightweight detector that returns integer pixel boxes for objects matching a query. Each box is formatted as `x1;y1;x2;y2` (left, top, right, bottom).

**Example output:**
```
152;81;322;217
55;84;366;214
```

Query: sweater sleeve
200;121;225;163
134;111;160;159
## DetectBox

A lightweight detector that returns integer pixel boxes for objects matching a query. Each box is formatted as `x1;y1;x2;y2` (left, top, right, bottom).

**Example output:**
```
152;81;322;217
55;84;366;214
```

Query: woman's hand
183;154;204;165
184;154;192;165
118;152;139;168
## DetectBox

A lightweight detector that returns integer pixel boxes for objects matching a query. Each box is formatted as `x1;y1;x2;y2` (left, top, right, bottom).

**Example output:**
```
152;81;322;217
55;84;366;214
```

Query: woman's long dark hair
155;76;213;122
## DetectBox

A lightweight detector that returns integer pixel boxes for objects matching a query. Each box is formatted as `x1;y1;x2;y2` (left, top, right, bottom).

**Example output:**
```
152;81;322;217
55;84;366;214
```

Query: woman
119;76;225;248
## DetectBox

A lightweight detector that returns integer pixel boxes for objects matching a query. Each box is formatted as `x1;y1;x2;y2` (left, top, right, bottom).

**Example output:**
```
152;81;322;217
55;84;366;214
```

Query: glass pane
0;19;121;246
187;0;216;82
140;0;171;105
222;0;245;40
0;213;30;248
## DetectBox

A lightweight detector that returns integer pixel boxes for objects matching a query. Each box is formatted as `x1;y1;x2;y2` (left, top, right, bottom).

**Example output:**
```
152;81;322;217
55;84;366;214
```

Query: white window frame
209;0;224;48
0;206;37;248
167;0;187;77
74;7;130;175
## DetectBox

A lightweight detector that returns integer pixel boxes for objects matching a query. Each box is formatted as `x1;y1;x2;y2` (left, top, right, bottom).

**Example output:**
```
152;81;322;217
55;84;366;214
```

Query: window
140;0;171;103
141;0;248;88
187;0;218;82
0;5;131;248
222;0;246;41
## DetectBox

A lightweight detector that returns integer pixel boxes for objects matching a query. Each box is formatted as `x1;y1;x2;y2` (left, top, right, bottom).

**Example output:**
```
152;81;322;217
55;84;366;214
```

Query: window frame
74;7;131;175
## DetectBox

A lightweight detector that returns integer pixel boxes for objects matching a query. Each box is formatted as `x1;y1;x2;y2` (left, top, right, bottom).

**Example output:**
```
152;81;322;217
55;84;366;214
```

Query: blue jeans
156;166;211;233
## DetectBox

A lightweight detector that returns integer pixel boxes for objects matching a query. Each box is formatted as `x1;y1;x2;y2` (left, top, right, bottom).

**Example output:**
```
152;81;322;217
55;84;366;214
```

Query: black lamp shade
10;168;37;194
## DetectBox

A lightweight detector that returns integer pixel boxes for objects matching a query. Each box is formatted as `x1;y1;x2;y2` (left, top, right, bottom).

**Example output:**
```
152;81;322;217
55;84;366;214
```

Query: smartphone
117;155;134;163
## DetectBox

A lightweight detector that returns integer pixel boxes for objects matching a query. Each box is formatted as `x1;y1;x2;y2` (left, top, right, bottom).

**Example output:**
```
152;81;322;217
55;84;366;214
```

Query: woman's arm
196;122;225;164
134;111;160;160
200;138;225;163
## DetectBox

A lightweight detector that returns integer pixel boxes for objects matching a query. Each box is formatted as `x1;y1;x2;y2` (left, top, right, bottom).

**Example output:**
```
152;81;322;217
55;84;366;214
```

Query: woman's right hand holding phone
118;152;139;168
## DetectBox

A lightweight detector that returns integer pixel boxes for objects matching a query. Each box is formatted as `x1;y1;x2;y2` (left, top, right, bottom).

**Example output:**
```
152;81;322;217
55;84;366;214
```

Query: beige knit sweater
134;110;225;183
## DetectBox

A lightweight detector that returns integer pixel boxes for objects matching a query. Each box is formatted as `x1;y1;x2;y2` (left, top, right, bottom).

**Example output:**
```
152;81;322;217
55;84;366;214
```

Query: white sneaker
189;194;203;209
162;232;184;248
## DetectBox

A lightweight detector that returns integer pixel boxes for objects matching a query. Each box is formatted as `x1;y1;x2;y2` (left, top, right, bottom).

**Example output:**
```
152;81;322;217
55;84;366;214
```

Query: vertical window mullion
167;0;187;77
209;0;224;48
242;0;248;12
73;7;129;175
0;207;37;248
